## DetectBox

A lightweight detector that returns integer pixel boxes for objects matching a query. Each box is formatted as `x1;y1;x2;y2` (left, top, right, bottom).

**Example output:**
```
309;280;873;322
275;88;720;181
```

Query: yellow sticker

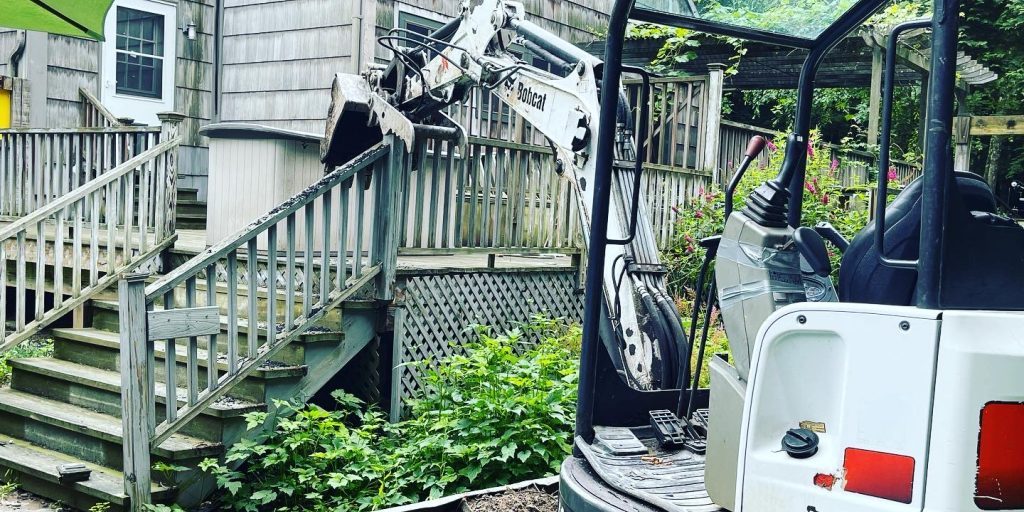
800;420;826;433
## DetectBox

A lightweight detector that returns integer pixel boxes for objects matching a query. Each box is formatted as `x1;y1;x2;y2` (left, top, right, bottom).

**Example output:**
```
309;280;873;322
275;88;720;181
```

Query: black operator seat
837;172;999;306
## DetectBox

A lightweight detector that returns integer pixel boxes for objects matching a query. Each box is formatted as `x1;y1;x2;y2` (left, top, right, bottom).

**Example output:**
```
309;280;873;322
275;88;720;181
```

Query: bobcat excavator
322;0;1024;511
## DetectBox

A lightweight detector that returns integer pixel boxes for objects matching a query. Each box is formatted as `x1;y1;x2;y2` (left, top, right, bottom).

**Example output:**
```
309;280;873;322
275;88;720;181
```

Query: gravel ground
0;489;67;511
461;486;558;512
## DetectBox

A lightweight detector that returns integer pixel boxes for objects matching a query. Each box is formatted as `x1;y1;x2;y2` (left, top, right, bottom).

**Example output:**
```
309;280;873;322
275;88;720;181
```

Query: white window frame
101;0;176;125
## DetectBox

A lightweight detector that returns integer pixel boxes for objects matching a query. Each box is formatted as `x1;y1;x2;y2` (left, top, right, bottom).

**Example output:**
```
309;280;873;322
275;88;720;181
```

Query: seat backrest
838;173;997;305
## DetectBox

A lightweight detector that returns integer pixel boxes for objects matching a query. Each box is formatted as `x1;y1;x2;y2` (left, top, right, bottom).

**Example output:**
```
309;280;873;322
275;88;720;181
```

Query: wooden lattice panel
391;269;582;420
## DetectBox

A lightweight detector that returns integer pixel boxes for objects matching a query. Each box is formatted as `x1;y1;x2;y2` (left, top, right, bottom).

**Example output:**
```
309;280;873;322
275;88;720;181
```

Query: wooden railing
80;87;124;128
0;126;162;218
0;129;180;356
641;164;713;250
399;136;578;255
625;76;708;172
118;138;403;507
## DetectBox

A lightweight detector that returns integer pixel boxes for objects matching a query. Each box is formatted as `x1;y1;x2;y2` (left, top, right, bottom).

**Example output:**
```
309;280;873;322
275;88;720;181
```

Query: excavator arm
322;0;689;392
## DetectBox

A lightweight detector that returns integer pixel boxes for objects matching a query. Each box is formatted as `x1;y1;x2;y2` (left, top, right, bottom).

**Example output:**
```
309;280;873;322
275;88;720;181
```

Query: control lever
814;221;849;252
725;135;768;219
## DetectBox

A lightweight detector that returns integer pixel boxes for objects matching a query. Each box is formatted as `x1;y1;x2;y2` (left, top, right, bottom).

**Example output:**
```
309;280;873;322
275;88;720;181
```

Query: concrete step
51;327;306;403
0;389;223;470
9;357;263;442
0;433;173;511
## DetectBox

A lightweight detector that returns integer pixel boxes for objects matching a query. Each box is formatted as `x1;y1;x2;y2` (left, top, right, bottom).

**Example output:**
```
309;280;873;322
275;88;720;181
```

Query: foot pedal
649;410;706;454
693;408;711;429
594;426;648;455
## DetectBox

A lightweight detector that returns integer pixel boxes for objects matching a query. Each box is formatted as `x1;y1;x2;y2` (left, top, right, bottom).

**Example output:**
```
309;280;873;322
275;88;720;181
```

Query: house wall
218;0;367;135
177;0;216;197
46;34;101;127
0;30;20;76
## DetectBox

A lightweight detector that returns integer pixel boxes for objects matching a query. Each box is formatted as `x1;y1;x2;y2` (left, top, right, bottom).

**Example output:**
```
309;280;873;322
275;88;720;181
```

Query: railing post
119;273;153;511
157;112;184;239
373;135;405;301
702;64;726;186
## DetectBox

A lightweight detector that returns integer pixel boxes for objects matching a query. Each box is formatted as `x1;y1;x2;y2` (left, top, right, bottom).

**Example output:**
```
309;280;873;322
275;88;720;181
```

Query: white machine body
724;302;1024;512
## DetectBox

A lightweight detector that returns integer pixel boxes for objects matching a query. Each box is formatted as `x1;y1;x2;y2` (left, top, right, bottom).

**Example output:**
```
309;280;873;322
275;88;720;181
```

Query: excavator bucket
321;73;384;168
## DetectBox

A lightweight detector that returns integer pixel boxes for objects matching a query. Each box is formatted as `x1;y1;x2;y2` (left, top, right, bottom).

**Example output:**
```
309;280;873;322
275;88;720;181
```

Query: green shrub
201;320;580;511
0;340;53;386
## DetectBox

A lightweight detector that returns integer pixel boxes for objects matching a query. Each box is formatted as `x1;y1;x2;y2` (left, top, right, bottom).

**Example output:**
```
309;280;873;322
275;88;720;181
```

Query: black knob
782;428;819;459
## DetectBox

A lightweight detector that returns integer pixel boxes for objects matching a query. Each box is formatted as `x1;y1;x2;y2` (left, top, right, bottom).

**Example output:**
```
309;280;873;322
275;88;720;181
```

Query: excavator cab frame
566;0;1024;511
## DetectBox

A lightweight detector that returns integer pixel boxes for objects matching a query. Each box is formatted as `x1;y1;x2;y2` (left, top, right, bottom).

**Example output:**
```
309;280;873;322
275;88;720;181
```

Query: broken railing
0;116;181;358
0;125;162;218
118;138;405;507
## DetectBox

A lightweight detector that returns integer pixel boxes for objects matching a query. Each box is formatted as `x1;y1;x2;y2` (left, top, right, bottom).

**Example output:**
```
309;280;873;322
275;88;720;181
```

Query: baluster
354;176;365;277
440;140;455;249
303;203;314;318
123;171;136;262
285;213;296;330
453;143;467;248
205;263;218;391
106;181;117;274
16;231;26;331
227;250;239;375
320;189;332;306
413;140;428;248
266;226;278;347
337;180;350;290
428;140;444;248
55;209;65;309
35;220;45;321
155;146;167;241
247;238;258;358
186;276;199;406
163;290;177;422
493;147;506;247
72;201;83;326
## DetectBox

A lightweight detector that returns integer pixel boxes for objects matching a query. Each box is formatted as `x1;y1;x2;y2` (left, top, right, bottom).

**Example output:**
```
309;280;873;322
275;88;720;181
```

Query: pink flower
705;193;714;202
805;182;817;194
694;211;704;219
822;193;830;205
887;166;898;181
766;139;777;152
686;245;695;254
830;158;840;173
671;205;681;214
727;160;734;168
807;143;815;158
697;186;705;196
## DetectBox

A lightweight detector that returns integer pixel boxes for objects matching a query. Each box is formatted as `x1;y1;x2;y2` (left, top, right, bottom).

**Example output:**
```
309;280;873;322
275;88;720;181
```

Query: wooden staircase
175;188;207;231
0;269;379;510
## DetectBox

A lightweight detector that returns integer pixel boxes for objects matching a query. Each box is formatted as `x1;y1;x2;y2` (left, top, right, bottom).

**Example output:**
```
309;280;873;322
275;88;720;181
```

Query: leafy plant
0;479;16;500
89;503;112;512
0;340;53;386
201;321;581;511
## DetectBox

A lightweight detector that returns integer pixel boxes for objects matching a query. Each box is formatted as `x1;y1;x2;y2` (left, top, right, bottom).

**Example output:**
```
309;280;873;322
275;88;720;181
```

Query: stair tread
9;358;264;417
0;389;222;459
51;328;307;379
0;433;173;505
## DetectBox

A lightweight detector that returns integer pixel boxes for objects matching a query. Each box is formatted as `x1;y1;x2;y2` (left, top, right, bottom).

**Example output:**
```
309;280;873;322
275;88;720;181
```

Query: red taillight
976;402;1024;510
843;448;915;503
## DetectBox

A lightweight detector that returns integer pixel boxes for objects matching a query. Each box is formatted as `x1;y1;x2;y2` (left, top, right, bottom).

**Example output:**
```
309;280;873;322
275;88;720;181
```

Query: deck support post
702;64;725;185
374;135;405;301
119;273;154;511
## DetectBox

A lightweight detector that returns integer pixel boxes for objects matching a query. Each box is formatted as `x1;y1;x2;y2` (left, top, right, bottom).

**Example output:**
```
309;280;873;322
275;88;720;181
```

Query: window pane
115;7;165;99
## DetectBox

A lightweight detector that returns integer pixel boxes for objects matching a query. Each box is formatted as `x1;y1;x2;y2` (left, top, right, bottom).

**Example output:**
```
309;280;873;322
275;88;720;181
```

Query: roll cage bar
577;0;963;442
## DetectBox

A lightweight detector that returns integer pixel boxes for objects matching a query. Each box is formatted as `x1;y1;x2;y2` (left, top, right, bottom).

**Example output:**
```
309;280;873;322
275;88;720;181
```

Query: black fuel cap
782;428;819;459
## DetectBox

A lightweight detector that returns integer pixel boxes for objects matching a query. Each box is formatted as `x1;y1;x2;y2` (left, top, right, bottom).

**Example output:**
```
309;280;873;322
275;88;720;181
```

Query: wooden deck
172;229;575;271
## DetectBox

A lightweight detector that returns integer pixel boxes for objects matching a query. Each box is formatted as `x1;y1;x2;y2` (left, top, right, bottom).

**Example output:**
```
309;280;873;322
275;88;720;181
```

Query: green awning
1;0;114;41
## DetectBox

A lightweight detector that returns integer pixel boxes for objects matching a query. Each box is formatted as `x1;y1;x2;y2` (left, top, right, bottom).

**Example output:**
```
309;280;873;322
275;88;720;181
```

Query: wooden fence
0;124;180;357
117;138;404;507
399;136;578;255
624;76;708;171
718;119;922;187
0;126;163;218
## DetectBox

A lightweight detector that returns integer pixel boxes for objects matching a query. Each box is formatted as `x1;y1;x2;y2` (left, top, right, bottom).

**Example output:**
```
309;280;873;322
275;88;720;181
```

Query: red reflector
976;402;1024;510
843;448;915;503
